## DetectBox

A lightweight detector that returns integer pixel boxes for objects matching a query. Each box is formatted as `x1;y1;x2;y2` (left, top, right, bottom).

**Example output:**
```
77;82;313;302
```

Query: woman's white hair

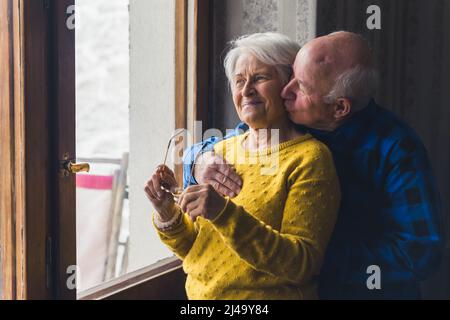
323;65;379;111
224;32;300;89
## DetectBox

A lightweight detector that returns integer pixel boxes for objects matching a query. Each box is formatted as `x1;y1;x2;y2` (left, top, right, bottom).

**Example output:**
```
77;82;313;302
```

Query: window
0;0;206;300
75;0;189;294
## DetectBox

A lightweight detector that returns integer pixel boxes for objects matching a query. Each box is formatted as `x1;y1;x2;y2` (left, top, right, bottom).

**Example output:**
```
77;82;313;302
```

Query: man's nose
281;79;296;100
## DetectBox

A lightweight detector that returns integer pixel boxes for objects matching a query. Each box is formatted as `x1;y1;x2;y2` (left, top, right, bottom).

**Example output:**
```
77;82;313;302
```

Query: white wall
128;0;176;273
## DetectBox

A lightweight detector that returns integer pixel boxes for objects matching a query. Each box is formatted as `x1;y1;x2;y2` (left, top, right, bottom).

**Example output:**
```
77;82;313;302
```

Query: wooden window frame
77;256;185;300
1;0;53;300
193;0;211;128
1;0;210;300
0;0;19;300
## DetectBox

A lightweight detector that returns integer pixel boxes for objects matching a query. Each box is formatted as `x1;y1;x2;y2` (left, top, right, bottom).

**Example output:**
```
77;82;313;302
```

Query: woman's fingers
158;165;176;178
150;165;178;200
177;184;226;221
183;185;204;193
162;172;178;189
147;179;161;202
144;186;155;201
148;175;170;203
184;199;202;220
157;166;179;192
150;170;165;198
188;207;203;222
145;181;161;207
178;188;203;213
178;191;203;222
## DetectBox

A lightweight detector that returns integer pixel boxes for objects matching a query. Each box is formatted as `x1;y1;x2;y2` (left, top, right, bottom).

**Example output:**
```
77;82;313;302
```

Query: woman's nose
242;81;256;96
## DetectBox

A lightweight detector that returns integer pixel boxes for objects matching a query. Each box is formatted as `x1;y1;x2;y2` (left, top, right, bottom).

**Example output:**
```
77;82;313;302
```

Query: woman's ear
334;98;352;120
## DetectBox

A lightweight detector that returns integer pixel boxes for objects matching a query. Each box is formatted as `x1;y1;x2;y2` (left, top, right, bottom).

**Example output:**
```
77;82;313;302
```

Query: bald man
183;32;442;299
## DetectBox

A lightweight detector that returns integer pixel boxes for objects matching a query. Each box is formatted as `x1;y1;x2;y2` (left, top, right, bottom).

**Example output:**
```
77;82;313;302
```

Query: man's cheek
289;109;305;124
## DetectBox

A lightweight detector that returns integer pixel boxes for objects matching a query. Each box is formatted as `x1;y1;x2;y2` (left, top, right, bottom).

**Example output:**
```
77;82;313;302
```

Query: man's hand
178;184;228;222
193;151;242;198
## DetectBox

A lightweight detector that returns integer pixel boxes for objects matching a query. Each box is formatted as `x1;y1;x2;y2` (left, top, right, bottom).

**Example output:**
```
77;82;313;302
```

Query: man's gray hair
323;65;379;111
224;32;300;90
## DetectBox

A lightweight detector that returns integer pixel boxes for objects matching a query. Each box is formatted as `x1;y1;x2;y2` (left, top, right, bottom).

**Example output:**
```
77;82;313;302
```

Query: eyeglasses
160;129;196;201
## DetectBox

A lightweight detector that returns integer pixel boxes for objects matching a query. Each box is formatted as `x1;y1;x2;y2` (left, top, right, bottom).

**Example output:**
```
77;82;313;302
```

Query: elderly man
183;31;442;299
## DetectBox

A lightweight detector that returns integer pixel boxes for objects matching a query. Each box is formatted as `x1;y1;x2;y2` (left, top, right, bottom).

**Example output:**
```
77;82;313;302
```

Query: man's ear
334;98;352;120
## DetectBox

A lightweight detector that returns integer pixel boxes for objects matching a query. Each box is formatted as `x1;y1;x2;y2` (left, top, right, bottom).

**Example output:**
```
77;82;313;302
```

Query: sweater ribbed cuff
154;208;182;232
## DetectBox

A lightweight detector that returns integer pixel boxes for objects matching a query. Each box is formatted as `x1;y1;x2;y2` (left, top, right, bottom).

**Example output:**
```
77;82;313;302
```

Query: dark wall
316;0;450;299
209;0;243;132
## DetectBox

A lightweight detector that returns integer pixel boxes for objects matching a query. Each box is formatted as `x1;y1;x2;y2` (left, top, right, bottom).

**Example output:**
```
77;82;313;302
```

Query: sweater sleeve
153;211;198;260
210;145;341;284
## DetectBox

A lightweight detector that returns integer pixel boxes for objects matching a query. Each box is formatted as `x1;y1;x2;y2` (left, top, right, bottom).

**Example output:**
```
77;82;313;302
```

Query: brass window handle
61;160;90;175
67;161;90;173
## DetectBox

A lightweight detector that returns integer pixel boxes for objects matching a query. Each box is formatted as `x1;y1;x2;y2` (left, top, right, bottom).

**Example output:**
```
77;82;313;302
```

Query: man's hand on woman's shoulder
194;151;243;198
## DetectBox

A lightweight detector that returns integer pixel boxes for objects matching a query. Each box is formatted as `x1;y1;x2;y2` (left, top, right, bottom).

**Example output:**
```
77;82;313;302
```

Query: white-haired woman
145;32;341;300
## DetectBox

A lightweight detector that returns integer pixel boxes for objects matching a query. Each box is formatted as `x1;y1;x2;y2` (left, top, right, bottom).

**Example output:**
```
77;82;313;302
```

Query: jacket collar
300;99;378;146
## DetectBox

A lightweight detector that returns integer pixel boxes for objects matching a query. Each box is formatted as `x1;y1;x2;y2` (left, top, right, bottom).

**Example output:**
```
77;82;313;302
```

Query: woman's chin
242;116;262;129
243;120;267;130
241;110;264;124
242;113;286;130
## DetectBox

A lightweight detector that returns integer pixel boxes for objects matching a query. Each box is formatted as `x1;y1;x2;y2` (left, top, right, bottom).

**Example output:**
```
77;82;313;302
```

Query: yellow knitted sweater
155;133;340;300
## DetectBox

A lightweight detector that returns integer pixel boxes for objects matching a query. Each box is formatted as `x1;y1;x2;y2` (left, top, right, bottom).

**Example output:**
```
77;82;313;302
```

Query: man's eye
255;75;267;81
235;79;245;86
297;80;306;92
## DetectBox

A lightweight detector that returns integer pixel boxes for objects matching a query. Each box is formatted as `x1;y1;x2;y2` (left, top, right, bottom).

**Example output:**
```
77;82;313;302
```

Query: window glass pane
75;0;176;293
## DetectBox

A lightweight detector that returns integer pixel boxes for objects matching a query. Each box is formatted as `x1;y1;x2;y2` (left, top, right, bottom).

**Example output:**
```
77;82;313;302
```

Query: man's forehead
295;49;336;81
292;53;312;77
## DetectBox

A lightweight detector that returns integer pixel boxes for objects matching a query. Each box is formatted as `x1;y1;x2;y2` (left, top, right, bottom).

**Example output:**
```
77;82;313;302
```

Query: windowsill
77;256;183;300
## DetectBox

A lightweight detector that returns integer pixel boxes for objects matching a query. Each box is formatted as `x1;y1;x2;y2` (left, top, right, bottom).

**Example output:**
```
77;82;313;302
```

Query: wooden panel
193;0;211;128
48;0;76;300
21;0;52;300
0;0;16;301
12;0;26;300
78;257;187;300
175;0;188;185
1;0;53;300
176;0;188;131
105;266;187;300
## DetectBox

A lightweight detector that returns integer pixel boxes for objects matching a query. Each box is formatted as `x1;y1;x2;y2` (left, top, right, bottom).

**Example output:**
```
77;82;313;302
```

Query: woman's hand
144;165;179;222
178;184;228;221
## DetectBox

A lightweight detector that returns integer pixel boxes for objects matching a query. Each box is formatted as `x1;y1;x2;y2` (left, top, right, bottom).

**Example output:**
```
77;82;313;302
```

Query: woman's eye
255;75;266;81
235;79;245;86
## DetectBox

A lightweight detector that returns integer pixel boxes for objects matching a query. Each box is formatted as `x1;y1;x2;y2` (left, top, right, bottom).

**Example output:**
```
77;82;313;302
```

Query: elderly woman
144;33;340;300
